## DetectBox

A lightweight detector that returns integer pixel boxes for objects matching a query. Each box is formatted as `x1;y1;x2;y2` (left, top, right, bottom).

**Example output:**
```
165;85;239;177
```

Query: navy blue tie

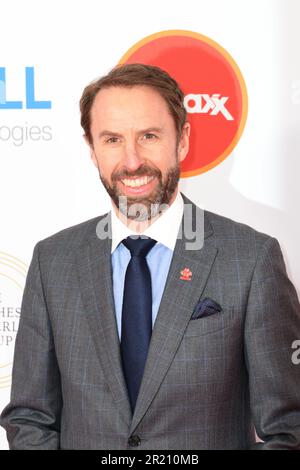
120;236;157;413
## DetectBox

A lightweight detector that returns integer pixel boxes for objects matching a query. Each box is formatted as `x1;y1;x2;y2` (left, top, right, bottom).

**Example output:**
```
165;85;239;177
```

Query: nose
122;140;143;172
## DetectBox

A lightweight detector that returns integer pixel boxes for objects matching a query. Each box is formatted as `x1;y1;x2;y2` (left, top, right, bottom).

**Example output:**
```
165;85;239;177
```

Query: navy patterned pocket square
191;297;222;320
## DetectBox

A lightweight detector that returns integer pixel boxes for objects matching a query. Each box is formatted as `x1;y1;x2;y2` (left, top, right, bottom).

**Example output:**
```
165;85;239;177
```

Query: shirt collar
110;190;184;253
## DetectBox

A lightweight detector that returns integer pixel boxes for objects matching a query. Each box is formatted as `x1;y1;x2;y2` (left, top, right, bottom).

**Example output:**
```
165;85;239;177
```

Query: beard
99;161;180;221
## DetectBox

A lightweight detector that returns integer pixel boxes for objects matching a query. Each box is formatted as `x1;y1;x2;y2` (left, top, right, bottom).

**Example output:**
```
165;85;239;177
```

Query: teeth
121;176;154;188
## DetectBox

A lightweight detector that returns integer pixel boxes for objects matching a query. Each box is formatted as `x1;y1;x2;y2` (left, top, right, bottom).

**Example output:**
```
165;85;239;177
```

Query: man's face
87;85;190;220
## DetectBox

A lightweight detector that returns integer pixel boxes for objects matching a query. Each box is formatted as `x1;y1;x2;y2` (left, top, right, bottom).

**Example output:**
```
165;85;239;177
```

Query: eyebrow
98;127;164;139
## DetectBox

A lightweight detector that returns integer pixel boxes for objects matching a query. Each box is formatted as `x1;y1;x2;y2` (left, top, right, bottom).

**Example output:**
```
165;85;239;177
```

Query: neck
111;188;179;234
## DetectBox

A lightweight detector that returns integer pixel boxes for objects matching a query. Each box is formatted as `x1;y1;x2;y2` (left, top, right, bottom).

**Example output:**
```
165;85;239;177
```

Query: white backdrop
0;0;299;449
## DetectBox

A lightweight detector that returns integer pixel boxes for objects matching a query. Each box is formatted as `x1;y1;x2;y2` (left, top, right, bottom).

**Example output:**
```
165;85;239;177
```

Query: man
1;63;300;450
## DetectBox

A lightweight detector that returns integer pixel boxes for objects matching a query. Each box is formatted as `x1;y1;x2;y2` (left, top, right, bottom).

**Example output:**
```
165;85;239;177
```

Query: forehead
90;85;174;130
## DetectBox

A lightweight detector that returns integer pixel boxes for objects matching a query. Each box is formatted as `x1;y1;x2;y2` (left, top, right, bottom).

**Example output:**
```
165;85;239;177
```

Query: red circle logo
119;30;248;177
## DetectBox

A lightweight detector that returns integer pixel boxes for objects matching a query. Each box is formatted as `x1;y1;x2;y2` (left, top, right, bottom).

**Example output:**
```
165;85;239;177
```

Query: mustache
111;164;162;181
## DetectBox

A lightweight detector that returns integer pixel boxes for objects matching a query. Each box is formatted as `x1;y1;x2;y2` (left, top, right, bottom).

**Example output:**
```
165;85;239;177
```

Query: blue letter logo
0;67;51;109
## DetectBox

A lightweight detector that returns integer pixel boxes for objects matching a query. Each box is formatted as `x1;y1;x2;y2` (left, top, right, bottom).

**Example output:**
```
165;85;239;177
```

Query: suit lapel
76;213;132;428
130;198;218;433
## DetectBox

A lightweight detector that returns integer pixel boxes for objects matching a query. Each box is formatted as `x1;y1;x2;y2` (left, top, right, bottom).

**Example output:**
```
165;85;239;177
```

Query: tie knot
122;236;157;257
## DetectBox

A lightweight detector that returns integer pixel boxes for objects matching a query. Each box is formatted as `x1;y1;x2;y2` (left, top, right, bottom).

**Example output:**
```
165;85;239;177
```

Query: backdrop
0;0;299;449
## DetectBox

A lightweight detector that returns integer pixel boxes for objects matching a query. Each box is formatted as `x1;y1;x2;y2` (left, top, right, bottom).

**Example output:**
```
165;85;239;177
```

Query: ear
83;134;98;168
178;122;190;163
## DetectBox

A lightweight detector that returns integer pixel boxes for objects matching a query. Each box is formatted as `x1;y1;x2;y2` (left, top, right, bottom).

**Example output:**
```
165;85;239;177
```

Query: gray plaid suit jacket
1;194;300;449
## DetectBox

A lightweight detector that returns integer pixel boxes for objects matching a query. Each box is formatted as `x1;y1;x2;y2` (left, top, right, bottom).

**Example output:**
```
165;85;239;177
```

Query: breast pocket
166;306;243;390
184;306;236;337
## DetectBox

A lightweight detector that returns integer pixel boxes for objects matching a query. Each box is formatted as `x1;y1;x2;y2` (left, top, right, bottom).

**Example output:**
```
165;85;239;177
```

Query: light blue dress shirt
110;191;184;342
111;243;173;341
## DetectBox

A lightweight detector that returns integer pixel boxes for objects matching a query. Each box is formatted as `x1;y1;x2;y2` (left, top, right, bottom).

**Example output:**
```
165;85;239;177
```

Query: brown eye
106;137;119;143
143;133;157;140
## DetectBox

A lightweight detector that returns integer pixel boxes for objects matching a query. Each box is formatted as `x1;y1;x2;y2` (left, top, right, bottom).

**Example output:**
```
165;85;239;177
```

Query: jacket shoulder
181;192;273;248
37;213;109;252
205;209;274;252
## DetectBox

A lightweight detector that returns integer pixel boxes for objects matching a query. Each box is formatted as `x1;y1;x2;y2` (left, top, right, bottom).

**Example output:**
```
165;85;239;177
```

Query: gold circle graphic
0;252;27;389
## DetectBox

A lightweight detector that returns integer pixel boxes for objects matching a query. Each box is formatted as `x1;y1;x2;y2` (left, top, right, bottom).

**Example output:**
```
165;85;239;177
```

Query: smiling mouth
120;175;155;188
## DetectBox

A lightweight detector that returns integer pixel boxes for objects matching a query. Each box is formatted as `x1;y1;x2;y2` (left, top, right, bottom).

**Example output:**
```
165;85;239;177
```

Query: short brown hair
80;63;187;145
